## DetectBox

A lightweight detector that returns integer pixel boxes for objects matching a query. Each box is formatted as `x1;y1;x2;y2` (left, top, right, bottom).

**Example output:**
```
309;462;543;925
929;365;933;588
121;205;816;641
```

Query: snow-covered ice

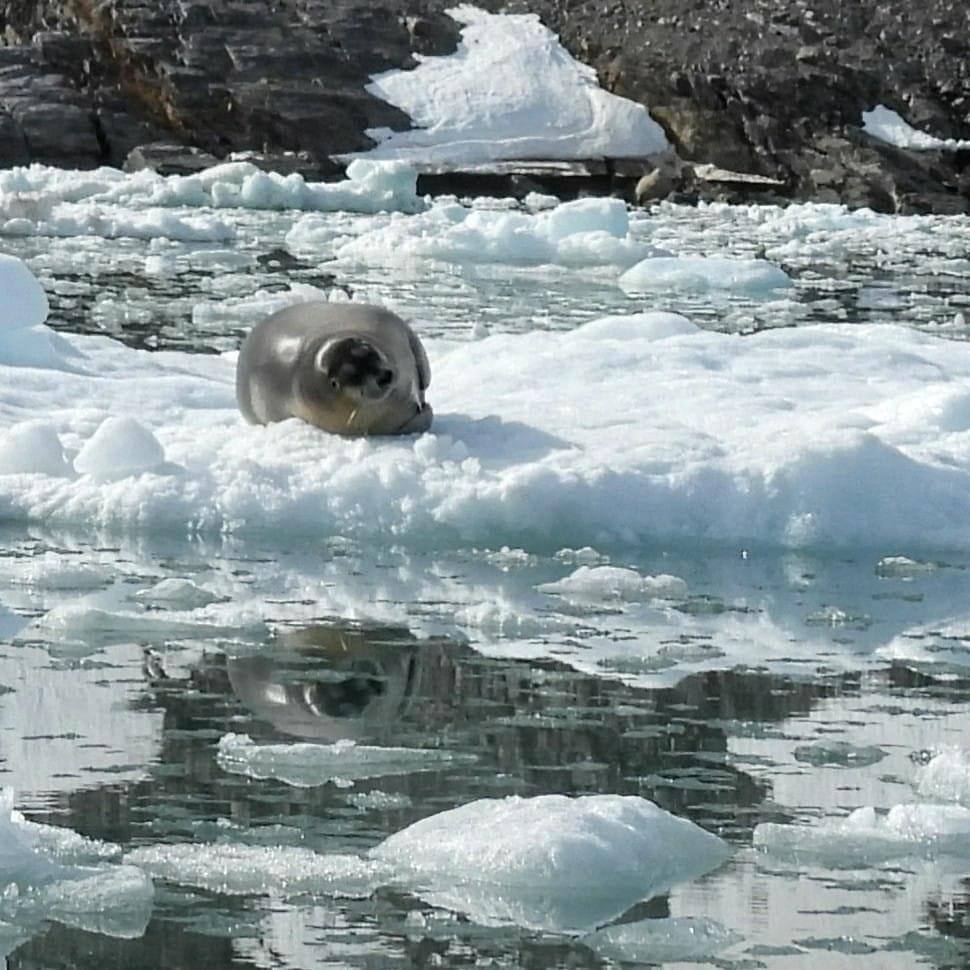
370;794;730;931
0;158;422;242
537;565;688;602
5;249;970;554
862;105;970;152
216;733;475;787
315;196;665;268
349;5;669;164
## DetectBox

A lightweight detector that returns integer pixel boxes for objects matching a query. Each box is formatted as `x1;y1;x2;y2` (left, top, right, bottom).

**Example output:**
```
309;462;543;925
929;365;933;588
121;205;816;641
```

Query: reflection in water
4;607;970;967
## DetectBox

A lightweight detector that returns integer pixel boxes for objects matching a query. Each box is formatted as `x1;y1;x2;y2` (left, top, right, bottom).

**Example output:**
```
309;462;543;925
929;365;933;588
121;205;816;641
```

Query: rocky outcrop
0;0;968;212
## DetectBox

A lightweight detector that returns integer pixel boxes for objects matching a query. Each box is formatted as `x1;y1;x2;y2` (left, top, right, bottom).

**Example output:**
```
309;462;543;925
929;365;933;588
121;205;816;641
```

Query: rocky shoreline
1;0;967;212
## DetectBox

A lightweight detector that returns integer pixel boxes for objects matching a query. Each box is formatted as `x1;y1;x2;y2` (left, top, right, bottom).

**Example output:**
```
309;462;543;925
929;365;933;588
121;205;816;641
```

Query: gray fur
236;302;433;436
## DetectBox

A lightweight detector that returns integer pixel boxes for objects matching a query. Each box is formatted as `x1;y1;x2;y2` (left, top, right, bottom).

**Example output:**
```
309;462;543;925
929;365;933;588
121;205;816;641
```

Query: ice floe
537;565;688;602
298;196;663;268
125;842;388;899
370;794;730;931
124;793;727;933
619;255;792;295
0;788;153;941
584;916;742;963
917;749;970;805
0;159;423;242
5;256;970;554
350;5;669;164
216;733;475;787
862;105;970;152
753;803;970;865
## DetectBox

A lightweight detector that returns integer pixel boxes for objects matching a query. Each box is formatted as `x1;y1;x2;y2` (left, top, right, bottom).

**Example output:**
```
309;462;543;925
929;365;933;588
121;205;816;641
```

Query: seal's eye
329;377;340;391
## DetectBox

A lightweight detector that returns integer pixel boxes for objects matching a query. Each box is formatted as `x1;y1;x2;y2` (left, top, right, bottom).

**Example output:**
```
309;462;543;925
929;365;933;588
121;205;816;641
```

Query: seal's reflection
227;625;447;743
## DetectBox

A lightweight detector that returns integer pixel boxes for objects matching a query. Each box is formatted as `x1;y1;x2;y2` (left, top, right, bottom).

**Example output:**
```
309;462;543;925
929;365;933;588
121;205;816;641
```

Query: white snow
301;196;665;269
0;252;48;328
216;733;475;787
0;420;72;476
917;749;970;805
6;247;970;554
753;802;970;864
349;5;669;164
862;105;970;152
370;794;730;931
74;416;167;481
619;255;792;295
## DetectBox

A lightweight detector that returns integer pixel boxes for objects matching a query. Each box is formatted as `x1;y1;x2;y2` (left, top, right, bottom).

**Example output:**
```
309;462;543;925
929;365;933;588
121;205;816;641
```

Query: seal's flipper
397;403;433;435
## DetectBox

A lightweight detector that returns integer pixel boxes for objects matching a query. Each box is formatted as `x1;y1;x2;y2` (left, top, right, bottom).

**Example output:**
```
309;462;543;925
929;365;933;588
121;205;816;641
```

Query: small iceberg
754;803;970;865
918;749;970;805
619;255;792;295
370;794;730;931
0;788;153;941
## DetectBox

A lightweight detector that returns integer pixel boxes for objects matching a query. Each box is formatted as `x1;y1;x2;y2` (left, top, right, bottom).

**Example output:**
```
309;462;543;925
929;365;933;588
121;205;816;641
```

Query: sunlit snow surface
2;158;970;968
863;105;970;152
348;5;669;163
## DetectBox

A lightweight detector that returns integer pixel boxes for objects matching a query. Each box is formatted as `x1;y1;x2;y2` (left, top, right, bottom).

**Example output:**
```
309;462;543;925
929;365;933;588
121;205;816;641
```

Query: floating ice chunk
918;750;970;805
754;803;970;865
0;788;153;940
331;197;658;268
619;256;792;294
0;254;49;331
793;741;887;767
347;790;413;812
348;6;669;163
31;602;259;653
370;794;730;932
132;578;222;610
74;417;166;481
0;421;71;476
538;566;688;602
584;916;742;963
571;310;698;341
862;105;970;152
216;733;475;787
555;546;609;565
126;841;388;898
875;555;941;579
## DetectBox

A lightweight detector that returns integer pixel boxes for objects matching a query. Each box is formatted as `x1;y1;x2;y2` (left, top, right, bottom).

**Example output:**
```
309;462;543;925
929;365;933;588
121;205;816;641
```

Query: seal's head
293;335;397;434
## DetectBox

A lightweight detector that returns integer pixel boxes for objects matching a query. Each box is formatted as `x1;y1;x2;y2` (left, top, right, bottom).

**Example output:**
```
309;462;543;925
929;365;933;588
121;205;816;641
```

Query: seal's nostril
377;369;394;388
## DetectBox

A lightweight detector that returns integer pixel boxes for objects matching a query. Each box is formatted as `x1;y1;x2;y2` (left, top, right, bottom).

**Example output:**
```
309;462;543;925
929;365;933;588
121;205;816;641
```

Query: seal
235;301;432;436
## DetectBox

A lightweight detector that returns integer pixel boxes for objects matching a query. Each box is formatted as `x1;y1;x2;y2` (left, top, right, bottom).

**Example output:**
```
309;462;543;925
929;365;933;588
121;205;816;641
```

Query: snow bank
216;733;474;787
0;159;422;240
301;196;663;268
753;803;970;865
370;794;729;931
350;5;669;163
862;105;970;152
619;255;792;295
0;788;153;940
7;256;970;553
